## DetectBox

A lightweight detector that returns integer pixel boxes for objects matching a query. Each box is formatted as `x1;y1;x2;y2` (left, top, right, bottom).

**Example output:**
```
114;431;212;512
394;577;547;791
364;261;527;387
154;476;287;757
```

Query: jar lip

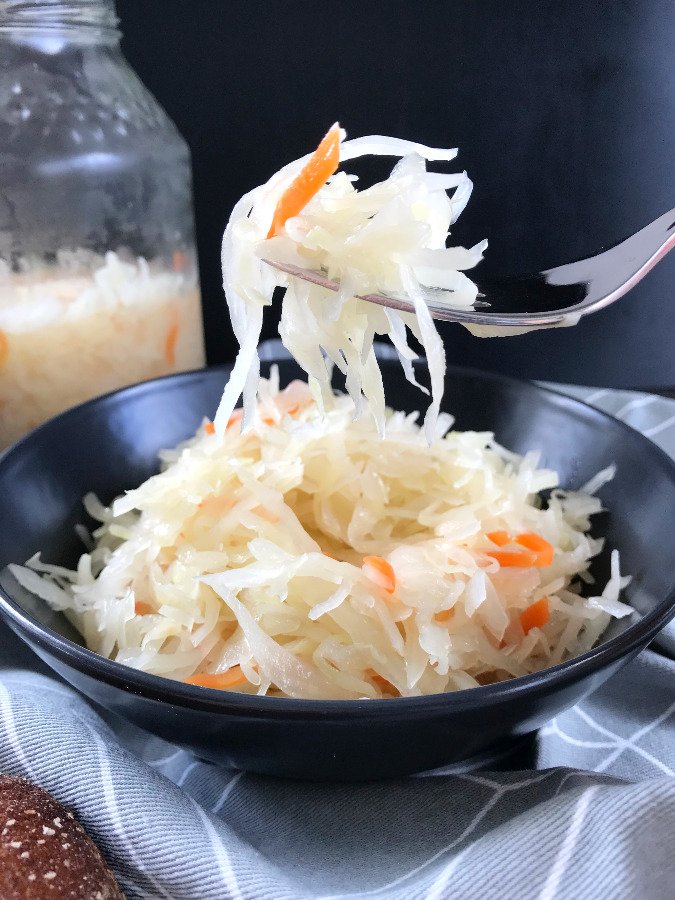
0;0;120;41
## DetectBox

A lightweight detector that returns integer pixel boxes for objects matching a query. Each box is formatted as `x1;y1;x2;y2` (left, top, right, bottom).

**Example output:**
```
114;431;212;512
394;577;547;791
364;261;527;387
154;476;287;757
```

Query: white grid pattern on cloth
537;785;600;900
577;704;675;776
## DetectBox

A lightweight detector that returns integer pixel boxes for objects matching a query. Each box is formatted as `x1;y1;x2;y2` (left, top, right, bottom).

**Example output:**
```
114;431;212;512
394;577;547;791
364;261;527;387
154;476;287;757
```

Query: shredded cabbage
216;126;487;443
11;375;632;699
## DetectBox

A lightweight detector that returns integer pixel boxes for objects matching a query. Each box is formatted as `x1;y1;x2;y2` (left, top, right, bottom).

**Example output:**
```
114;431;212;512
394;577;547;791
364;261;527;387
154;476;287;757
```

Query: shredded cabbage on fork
11;375;632;699
217;127;487;443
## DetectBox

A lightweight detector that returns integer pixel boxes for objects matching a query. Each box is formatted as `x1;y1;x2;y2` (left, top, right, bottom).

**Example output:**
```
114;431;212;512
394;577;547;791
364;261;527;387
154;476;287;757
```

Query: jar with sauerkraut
0;0;205;449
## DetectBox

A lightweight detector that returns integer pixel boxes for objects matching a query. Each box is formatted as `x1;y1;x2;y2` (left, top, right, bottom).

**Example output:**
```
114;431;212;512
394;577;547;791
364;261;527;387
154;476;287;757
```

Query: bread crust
0;774;124;899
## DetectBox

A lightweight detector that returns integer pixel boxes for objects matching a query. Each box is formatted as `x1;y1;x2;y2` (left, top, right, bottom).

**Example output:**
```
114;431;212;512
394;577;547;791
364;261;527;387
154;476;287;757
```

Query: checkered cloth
1;346;673;899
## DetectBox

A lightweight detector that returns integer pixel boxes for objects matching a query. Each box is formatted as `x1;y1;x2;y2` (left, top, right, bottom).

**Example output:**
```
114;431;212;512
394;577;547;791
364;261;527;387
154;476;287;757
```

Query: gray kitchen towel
1;350;673;899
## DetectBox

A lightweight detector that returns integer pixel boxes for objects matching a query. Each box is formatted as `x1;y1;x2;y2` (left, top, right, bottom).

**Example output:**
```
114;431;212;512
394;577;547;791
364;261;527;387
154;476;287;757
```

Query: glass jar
0;0;205;449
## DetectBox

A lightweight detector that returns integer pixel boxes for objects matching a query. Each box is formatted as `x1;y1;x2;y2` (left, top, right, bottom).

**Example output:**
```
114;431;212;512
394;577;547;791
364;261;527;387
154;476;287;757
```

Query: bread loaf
0;774;124;899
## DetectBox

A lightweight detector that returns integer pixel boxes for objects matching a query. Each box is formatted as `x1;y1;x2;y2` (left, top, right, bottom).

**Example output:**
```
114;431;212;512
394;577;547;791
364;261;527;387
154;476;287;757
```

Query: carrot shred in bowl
520;597;550;634
487;549;539;568
486;530;511;546
516;532;554;567
362;556;396;593
185;667;248;690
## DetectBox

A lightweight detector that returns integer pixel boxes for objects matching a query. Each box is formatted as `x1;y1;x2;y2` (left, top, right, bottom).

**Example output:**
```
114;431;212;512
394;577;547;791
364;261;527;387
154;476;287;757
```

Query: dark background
116;0;674;389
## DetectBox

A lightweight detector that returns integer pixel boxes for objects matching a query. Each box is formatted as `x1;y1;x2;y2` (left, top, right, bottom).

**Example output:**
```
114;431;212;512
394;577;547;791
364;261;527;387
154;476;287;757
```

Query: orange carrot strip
204;421;215;436
516;532;554;567
227;409;243;429
362;555;396;593
370;673;396;694
134;600;153;616
172;249;187;272
185;666;248;690
487;549;539;568
435;608;455;623
487;530;511;547
198;495;234;514
0;329;8;370
253;506;280;524
266;123;341;238
164;310;180;366
520;597;550;634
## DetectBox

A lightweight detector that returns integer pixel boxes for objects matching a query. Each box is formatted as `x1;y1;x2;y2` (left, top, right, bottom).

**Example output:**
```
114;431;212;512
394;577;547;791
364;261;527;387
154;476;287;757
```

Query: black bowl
1;359;674;781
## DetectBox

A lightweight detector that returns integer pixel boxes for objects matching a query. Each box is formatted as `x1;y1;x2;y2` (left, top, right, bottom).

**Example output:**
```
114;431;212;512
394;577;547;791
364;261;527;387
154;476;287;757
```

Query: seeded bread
0;774;124;899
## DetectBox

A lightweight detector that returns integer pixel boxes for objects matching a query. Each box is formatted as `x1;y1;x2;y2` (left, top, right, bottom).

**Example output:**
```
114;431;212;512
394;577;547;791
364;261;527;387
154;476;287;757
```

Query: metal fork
263;206;674;327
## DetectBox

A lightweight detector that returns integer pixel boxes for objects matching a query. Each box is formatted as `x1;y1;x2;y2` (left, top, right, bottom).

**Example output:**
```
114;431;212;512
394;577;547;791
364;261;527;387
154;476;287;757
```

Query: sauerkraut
0;250;204;449
217;124;487;443
11;374;632;699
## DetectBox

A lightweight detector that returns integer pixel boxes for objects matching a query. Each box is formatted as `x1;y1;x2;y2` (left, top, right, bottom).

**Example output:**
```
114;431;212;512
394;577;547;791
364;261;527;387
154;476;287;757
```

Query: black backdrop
116;0;674;388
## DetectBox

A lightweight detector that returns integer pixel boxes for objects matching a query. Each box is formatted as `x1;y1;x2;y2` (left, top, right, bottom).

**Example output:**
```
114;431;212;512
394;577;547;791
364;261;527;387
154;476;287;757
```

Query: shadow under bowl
0;359;674;780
